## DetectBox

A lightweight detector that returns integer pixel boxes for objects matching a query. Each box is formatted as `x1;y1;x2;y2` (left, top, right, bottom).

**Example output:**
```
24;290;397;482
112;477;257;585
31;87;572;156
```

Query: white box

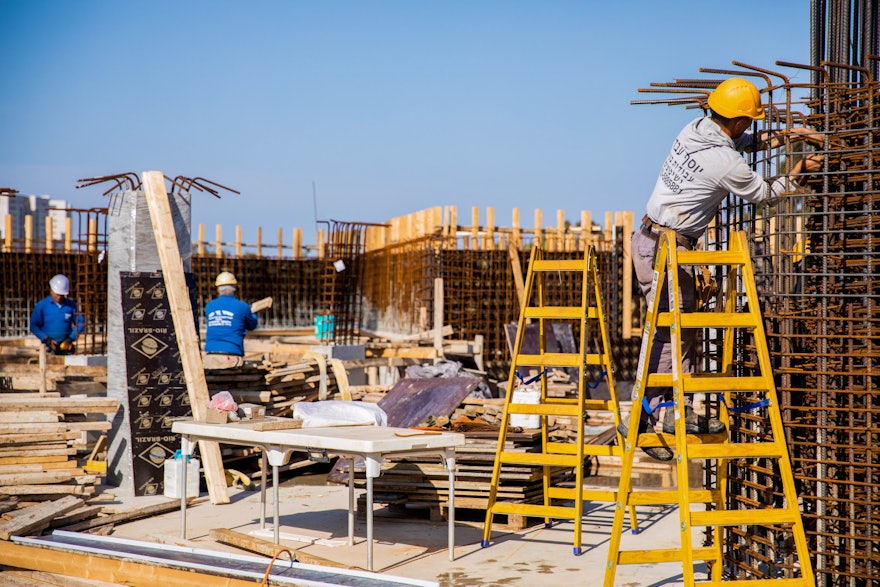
163;457;201;499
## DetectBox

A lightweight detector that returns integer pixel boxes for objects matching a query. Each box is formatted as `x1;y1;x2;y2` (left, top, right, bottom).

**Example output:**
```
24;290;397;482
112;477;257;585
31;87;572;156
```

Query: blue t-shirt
30;296;82;343
204;294;258;356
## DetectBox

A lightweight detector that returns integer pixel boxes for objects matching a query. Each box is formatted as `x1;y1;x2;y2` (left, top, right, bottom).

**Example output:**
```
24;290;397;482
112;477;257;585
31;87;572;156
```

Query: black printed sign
120;271;198;496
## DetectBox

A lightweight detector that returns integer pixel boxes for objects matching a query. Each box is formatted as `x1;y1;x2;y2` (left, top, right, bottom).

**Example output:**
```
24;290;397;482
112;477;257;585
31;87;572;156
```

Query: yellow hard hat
707;77;765;120
215;271;238;287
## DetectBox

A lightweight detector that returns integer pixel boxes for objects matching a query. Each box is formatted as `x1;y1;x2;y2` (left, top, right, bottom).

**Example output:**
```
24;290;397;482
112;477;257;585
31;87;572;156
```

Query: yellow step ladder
603;230;814;585
481;244;633;555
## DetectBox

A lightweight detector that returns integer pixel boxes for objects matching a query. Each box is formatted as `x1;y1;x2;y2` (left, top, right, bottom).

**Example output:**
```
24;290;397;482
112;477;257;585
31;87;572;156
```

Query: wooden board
142;171;228;505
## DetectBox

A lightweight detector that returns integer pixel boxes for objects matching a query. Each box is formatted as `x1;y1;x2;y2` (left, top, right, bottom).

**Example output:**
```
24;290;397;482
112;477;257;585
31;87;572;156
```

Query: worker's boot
617;417;674;462
662;406;725;434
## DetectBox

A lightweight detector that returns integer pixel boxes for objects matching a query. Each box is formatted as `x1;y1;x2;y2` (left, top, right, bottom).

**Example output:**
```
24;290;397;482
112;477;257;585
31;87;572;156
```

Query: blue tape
721;397;770;413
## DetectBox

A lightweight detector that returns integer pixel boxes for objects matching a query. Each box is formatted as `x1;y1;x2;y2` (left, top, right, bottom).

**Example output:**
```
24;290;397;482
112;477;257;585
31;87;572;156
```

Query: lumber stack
204;358;342;416
0;392;117;502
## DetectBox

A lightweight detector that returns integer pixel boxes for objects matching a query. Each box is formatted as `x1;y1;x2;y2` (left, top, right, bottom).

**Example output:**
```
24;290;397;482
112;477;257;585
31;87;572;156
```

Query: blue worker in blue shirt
30;274;84;355
203;272;257;369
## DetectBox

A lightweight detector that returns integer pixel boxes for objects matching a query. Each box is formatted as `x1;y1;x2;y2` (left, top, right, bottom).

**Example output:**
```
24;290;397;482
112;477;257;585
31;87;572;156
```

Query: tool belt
641;215;698;250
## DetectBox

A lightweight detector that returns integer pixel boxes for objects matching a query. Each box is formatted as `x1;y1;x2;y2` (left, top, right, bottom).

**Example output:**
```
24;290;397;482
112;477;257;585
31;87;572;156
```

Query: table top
172;419;466;454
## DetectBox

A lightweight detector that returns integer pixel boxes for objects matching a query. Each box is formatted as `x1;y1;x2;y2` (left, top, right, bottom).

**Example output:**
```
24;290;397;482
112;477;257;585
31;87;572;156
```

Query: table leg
273;463;280;544
348;457;355;546
367;473;374;571
447;452;456;561
259;451;267;529
179;436;188;539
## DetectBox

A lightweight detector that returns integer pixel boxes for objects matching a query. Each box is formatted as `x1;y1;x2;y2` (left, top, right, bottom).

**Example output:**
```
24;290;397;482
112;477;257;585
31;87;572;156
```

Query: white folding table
171;419;465;570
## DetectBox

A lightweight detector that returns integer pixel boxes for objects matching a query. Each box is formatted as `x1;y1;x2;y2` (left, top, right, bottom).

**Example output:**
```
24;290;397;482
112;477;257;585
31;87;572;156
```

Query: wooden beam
141;171;229;505
0;495;82;539
209;528;359;569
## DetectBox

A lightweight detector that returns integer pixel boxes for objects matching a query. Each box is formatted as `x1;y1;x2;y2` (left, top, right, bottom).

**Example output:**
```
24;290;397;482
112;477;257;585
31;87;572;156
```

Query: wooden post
39;345;47;394
470;207;479;250
512;208;521;249
45;216;53;253
580;211;591;250
556;209;565;252
622;211;634;338
316;229;325;258
604;212;613;250
197;224;205;256
486;207;495;250
24;215;32;253
449;206;457;247
293;228;302;259
5;214;13;251
256;226;263;258
64;217;72;252
235;225;242;257
215;224;223;259
534;209;542;248
434;278;444;360
508;243;525;310
88;218;97;252
141;170;229;505
277;227;283;259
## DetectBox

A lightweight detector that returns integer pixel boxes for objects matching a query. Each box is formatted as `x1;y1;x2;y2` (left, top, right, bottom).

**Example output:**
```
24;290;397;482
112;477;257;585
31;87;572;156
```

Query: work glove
57;338;75;354
44;337;58;352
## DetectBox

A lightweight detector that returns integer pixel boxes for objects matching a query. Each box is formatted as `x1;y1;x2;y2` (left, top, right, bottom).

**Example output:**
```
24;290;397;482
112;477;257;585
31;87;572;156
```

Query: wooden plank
142;170;229;506
0;471;74;486
0;398;117;414
209;528;359;570
0;494;83;539
57;498;185;532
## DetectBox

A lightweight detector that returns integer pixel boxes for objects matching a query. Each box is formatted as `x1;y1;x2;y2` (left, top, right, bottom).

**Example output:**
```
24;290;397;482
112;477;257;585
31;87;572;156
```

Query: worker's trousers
631;225;697;424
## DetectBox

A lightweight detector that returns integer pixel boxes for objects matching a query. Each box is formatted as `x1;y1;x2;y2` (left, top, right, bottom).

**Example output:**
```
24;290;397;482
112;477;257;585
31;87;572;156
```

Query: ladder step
635;431;727;446
617;546;719;564
506;403;583;417
523;306;598;320
515;353;602;367
547;442;619;458
690;508;799;527
531;259;586;272
489;501;578;520
498;451;581;468
657;312;757;329
687;442;785;460
548;486;617;503
675;250;746;265
699;579;812;586
645;373;770;393
625;488;721;505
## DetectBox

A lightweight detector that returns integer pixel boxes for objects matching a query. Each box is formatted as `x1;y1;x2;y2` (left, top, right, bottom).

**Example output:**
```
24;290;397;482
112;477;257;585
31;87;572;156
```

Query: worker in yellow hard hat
203;272;258;369
620;77;823;461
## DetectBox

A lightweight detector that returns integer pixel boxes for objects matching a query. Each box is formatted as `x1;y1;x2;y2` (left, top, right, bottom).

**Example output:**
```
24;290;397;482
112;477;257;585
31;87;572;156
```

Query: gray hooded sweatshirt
646;117;791;239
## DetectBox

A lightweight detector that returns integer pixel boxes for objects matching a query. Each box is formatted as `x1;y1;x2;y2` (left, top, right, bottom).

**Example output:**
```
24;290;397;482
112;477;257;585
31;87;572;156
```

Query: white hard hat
215;271;238;287
49;274;70;295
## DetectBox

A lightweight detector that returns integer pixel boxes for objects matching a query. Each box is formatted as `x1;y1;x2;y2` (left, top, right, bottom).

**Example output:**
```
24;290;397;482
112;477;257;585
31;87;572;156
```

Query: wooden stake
141;171;229;505
622;211;633;339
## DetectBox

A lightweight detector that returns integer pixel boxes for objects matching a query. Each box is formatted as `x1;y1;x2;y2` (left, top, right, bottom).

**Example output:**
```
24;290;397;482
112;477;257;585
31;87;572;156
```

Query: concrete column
105;189;192;495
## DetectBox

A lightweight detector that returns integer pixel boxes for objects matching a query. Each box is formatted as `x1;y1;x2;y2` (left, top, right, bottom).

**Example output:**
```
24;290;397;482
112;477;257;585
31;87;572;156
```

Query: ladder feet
544;521;553;529
573;547;583;556
481;540;490;548
630;527;641;535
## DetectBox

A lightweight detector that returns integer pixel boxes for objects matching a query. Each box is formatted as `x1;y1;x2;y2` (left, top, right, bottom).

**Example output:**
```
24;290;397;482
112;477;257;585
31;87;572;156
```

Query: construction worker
30;274;83;355
622;77;822;461
203;272;257;369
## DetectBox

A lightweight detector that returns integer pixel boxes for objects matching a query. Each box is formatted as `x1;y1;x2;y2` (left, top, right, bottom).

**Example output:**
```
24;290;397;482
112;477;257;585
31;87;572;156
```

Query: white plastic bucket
163;457;200;499
509;388;541;429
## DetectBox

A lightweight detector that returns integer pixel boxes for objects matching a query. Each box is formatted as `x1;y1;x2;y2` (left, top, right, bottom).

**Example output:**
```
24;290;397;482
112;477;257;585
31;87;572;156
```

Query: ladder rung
540;397;613;411
657;312;757;329
515;353;585;368
635;431;727;446
547;442;620;458
675;250;746;265
687;442;785;460
523;306;598;320
626;488;720;505
531;259;586;272
497;451;580;468
507;403;581;417
548;486;618;503
704;579;812;586
489;501;577;520
690;508;799;527
617;546;719;564
645;373;770;393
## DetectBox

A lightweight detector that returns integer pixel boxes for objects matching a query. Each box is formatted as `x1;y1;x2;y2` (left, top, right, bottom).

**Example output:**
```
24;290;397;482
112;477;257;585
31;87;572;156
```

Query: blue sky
1;1;811;247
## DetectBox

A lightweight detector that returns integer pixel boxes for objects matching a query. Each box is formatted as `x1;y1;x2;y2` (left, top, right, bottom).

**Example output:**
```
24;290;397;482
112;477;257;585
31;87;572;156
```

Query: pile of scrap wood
204;356;346;416
0;391;117;501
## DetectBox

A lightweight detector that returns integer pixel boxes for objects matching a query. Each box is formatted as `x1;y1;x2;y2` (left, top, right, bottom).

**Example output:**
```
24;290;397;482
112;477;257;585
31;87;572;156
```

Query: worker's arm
757;128;825;151
29;302;50;345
